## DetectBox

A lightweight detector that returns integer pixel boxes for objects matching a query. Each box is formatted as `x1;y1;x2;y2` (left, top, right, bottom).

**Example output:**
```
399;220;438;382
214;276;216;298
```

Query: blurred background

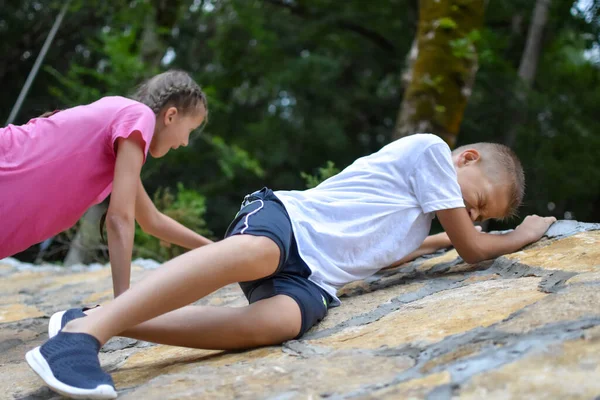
2;0;600;264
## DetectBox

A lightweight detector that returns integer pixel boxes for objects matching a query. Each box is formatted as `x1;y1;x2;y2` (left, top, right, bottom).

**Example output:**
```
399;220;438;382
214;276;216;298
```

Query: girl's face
150;106;206;158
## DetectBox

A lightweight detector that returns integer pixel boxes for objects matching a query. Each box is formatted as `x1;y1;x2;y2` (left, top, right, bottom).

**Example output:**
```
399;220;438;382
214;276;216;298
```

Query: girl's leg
63;235;281;345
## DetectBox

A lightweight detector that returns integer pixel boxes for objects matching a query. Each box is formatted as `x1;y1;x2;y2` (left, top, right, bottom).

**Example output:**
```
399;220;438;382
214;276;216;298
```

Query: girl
0;70;212;296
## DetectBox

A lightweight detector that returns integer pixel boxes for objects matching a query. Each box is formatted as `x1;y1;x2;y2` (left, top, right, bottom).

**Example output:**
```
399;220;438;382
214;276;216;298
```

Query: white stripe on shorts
240;200;264;234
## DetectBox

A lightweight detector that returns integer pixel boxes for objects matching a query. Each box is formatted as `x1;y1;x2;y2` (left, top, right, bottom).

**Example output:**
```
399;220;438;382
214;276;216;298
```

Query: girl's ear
163;107;178;125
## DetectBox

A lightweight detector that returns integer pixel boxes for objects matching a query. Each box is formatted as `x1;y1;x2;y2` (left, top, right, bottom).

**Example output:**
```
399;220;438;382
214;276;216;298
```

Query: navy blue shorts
224;188;332;339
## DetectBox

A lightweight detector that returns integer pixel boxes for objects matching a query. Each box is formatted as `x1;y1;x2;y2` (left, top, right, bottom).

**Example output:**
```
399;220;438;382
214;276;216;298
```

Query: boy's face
453;149;511;222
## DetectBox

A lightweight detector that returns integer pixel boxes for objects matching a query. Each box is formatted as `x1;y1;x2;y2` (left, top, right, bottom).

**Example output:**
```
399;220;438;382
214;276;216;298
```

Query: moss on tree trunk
394;0;485;148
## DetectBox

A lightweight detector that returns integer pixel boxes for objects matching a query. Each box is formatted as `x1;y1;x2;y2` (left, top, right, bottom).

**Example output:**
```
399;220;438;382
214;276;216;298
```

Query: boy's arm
386;232;452;269
436;208;556;264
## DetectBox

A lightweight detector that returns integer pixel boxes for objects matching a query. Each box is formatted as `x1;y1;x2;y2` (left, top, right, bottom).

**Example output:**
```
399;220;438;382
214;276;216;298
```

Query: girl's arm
106;132;146;297
134;180;213;248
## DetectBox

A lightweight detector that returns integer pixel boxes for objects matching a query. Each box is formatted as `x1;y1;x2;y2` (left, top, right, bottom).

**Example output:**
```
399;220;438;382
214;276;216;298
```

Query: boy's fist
515;215;557;242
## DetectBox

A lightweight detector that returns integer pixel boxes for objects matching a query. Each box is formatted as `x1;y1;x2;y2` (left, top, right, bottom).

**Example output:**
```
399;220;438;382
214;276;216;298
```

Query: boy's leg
26;189;304;399
101;296;301;349
62;234;281;345
71;188;327;349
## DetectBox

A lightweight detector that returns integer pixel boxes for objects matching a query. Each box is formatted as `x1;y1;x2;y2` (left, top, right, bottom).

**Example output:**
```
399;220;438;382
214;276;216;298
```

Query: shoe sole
26;347;117;399
48;310;66;338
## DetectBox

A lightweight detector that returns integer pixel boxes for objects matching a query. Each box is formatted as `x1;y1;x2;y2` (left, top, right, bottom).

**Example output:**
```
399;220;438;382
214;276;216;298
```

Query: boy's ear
458;149;481;167
163;107;178;125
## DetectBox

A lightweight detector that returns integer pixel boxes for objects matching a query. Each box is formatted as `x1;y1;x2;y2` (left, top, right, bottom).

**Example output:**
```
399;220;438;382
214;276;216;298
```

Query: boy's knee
242;296;302;346
231;234;280;260
244;318;299;347
224;234;281;279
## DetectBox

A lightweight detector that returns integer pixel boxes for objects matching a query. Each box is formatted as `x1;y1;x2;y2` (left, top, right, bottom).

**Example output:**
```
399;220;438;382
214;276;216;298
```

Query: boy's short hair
453;143;525;219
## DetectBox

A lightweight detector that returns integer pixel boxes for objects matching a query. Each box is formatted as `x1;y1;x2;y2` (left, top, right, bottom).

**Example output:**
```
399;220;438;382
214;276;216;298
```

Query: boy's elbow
456;247;487;264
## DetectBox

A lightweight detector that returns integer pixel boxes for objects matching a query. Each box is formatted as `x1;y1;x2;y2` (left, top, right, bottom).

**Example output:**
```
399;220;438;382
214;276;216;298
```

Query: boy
26;134;555;399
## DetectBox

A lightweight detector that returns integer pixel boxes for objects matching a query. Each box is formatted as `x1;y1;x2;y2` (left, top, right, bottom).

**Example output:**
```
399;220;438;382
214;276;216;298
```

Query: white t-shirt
275;134;465;305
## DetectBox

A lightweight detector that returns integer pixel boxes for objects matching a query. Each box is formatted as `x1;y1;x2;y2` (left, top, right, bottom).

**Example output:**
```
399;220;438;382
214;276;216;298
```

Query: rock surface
1;220;599;399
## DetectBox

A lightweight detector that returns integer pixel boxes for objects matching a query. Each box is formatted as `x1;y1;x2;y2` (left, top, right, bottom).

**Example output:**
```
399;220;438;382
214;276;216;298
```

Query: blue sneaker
48;306;99;338
26;332;117;399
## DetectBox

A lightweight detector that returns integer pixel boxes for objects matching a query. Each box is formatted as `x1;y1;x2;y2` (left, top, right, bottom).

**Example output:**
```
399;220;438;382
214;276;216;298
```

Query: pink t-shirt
0;96;156;258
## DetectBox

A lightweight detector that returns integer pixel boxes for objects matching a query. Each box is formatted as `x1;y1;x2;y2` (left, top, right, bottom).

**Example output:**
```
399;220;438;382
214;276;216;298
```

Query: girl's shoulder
92;96;149;110
43;97;154;130
80;96;154;120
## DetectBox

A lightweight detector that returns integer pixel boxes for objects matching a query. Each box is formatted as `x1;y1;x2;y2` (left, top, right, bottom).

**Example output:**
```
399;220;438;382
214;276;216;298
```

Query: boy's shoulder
394;133;447;148
399;135;457;182
382;133;450;157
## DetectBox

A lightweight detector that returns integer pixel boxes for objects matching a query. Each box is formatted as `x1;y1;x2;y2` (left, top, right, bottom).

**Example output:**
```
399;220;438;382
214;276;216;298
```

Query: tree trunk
64;203;106;266
140;0;184;66
394;0;486;148
504;0;552;147
140;13;164;67
401;37;419;89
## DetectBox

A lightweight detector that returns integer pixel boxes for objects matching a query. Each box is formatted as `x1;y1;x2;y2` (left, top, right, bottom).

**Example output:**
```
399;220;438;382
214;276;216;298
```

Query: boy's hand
437;207;556;264
514;215;557;242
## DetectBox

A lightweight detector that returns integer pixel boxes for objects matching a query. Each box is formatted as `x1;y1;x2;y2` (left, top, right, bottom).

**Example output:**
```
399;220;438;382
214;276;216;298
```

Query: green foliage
134;183;212;261
301;161;340;189
421;74;445;94
459;0;600;227
450;30;481;60
45;27;151;107
209;135;265;179
5;0;600;262
438;17;458;30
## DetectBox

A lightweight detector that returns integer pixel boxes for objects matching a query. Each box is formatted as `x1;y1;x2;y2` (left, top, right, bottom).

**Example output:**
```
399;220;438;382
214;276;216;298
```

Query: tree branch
262;0;395;52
